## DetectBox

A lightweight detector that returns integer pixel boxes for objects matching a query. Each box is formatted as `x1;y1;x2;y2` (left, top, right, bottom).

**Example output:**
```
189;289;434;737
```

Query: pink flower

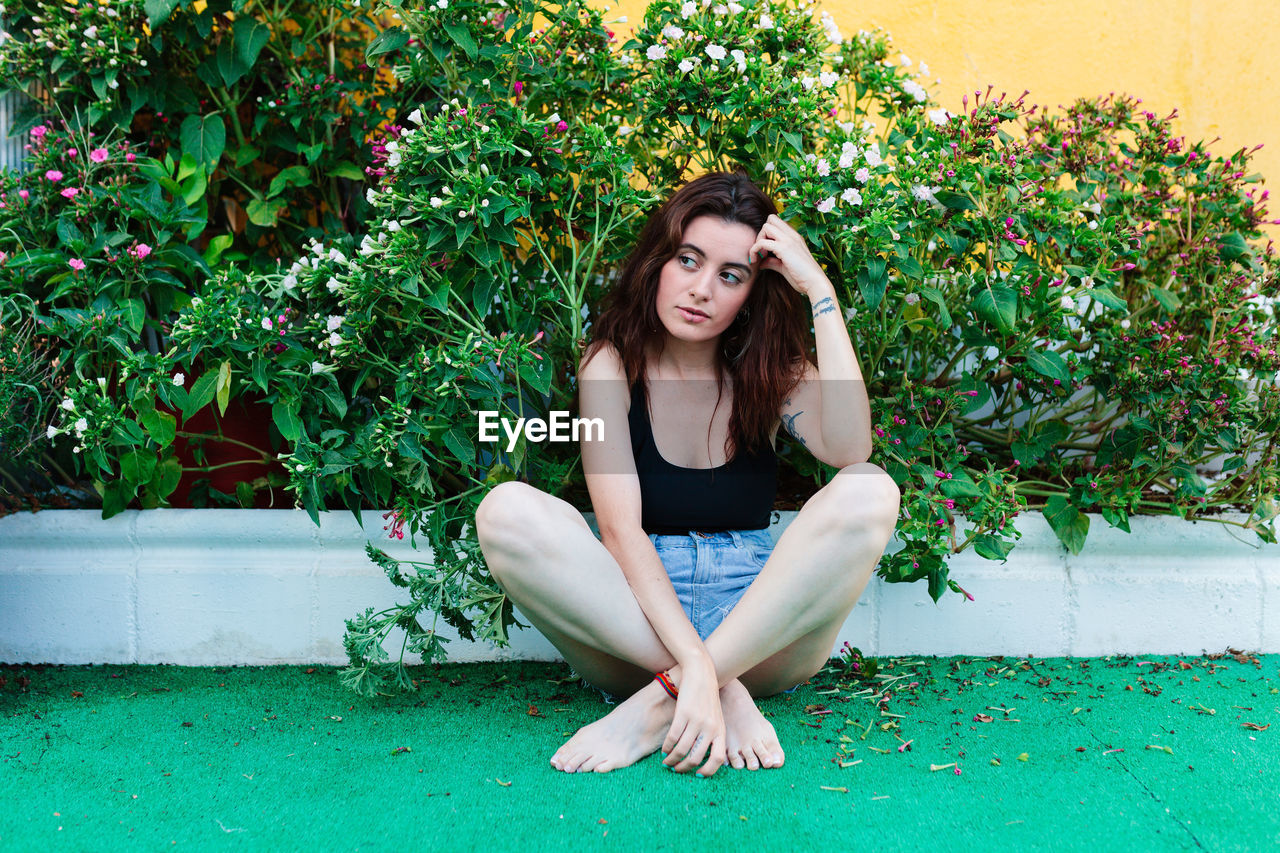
90;148;109;163
46;170;64;182
126;153;136;163
69;258;86;271
513;80;524;94
31;125;48;139
67;148;78;157
556;120;568;132
18;190;29;201
130;244;152;260
61;188;79;199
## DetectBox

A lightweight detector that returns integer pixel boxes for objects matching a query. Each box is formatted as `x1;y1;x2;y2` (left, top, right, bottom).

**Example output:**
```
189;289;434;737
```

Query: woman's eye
680;256;741;284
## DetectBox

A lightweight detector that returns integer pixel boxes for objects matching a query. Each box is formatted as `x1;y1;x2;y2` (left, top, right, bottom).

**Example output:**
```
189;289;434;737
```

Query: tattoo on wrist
811;296;836;318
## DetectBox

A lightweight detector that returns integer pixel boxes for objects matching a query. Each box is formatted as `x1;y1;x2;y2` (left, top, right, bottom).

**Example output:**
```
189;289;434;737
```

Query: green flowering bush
8;0;1279;695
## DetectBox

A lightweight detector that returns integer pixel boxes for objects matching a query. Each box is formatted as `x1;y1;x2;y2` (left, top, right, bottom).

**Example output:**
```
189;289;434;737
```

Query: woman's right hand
661;660;727;777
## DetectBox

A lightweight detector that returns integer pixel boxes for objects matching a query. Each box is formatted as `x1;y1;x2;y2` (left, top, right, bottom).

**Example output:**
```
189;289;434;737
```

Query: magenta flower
69;258;85;271
89;148;109;163
513;80;524;94
126;153;136;163
67;148;78;157
130;244;152;260
60;188;79;199
31;125;48;139
556;120;568;132
19;190;29;201
45;170;64;182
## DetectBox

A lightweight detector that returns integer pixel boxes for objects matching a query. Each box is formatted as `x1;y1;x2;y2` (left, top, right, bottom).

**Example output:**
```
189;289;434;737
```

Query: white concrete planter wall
1;508;1276;665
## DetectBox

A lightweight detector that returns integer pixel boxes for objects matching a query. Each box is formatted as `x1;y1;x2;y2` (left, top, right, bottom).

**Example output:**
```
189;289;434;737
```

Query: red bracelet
654;671;679;699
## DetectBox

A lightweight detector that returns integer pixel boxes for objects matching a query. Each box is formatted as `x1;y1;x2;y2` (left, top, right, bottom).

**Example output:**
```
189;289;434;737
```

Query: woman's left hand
749;214;830;298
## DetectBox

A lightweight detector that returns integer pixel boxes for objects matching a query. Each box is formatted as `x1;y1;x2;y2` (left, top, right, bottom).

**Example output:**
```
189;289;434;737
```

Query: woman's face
654;215;759;344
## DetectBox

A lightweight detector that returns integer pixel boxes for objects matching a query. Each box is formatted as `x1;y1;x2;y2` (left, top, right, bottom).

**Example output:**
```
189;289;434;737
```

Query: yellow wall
606;0;1279;243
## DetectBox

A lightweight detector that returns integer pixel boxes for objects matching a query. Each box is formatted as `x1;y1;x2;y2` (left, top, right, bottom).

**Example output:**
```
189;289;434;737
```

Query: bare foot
551;679;673;773
720;679;785;770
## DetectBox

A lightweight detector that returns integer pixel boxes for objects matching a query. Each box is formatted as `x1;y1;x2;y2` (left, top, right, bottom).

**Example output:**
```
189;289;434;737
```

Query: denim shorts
575;528;803;704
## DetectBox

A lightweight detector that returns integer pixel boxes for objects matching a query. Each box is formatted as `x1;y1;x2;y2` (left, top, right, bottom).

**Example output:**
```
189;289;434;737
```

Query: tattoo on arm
781;409;807;446
811;296;836;318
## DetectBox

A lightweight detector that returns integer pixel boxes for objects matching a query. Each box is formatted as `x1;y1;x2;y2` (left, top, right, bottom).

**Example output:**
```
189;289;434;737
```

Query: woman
475;170;901;777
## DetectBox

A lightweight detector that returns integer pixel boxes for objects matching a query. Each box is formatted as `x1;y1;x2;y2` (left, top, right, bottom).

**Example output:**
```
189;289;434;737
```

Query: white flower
326;277;341;293
730;49;746;72
727;1;743;13
1088;220;1098;230
1059;295;1075;312
387;220;402;232
646;44;667;60
864;146;883;167
327;315;344;332
905;292;920;305
435;0;447;7
902;79;927;102
74;417;88;435
1081;276;1094;290
800;75;816;92
172;373;185;386
841;187;862;206
329;332;342;347
662;24;685;39
816;196;836;213
60;398;74;411
407;108;424;126
262;317;274;330
920;61;930;76
712;4;728;15
678;58;697;73
1120;319;1130;329
816;158;830;176
927;107;950;125
759;13;773;28
705;43;726;61
328;247;348;265
618;125;634;135
46;425;59;440
681;1;697;18
84;26;98;39
310;361;335;375
910;184;937;204
819;70;840;88
764;161;775;171
855;166;871;184
430;196;443;208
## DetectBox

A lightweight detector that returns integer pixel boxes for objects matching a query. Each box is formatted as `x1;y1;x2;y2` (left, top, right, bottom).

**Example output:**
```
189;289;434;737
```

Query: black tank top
629;381;778;534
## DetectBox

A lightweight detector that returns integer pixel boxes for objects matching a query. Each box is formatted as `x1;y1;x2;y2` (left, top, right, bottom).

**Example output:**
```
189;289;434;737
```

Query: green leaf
153;457;183;500
267;165;311;199
122;298;146;333
366;26;410;60
215;359;232;416
1043;494;1089;554
1089;285;1128;312
972;533;1015;561
179;113;226;172
1150;285;1182;313
939;469;982;499
442;426;475;465
932;189;977;211
273;400;302;442
919;286;952;328
519;358;552;396
856;257;888;312
183;369;220;420
1025;349;1071;383
442;22;477;59
1219;232;1251;262
970;281;1018;335
142;410;177;449
232;15;270;69
121;449;158;485
215;35;250;87
330;161;365;181
780;130;803;154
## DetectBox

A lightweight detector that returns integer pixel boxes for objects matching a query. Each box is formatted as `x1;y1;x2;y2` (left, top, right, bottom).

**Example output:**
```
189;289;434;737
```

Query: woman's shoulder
578;340;626;381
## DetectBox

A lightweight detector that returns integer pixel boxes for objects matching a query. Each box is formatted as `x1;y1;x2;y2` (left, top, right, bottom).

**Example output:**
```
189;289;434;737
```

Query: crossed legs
474;462;901;773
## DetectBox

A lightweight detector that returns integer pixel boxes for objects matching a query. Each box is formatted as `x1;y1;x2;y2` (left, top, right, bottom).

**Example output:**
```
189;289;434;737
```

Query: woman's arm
577;343;713;672
750;216;873;467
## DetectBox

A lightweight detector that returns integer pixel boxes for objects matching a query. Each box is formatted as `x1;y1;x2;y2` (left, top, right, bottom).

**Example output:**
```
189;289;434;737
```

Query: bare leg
474;462;900;773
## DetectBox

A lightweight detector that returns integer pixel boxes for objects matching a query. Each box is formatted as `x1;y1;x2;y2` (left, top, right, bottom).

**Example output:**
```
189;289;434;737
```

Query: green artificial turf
2;653;1277;851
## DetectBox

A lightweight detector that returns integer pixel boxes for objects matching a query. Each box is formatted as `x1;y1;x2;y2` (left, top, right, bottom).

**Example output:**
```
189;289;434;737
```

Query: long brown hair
582;169;813;459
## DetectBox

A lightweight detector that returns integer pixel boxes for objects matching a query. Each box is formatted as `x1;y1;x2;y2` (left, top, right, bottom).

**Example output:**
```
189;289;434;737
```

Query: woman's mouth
677;306;710;323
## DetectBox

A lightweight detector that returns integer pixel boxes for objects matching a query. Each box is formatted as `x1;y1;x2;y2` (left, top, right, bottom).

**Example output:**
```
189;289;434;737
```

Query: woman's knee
810;461;902;533
475;480;586;559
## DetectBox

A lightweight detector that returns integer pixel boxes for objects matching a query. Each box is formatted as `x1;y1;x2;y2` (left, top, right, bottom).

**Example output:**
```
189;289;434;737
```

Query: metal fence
0;81;47;176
